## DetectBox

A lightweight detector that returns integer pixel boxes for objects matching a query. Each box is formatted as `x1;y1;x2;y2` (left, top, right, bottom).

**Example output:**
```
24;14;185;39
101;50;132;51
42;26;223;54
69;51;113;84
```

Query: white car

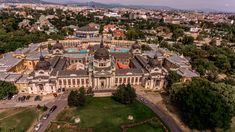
42;113;50;120
34;123;42;131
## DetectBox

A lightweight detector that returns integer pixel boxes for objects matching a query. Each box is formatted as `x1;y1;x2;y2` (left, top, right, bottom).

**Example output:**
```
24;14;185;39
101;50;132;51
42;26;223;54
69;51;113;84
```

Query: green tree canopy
170;78;233;130
166;71;182;88
182;35;194;45
68;90;79;107
112;84;136;104
0;81;17;99
68;87;86;107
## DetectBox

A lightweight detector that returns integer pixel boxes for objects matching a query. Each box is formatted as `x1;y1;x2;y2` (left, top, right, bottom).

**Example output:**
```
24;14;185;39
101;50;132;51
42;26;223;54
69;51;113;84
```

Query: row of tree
68;84;137;108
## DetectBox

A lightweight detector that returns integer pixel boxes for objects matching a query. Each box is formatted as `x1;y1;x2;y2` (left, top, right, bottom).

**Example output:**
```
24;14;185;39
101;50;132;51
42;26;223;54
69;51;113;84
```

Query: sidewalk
0;95;56;109
135;86;190;132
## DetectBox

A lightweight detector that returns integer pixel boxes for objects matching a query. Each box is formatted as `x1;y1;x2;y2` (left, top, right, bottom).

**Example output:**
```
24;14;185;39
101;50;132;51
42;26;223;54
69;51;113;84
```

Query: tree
0;81;17;99
214;55;231;72
68;90;79;107
125;27;145;40
170;78;233;130
166;71;181;88
78;87;86;106
112;84;136;104
182;35;194;45
68;87;86;107
172;29;184;42
87;87;94;96
212;83;235;115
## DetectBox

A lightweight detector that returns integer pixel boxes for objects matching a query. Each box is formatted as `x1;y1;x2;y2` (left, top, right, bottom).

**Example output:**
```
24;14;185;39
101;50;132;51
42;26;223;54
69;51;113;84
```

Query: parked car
34;123;42;131
34;96;41;101
7;93;14;100
26;95;30;100
49;105;57;113
17;96;26;102
42;113;50;120
12;94;18;99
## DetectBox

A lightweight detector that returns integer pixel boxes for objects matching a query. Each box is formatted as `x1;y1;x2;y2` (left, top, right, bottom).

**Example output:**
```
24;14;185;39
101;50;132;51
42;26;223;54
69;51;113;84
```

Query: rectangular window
135;77;138;82
81;79;84;85
68;79;71;85
63;79;66;85
73;79;76;85
59;80;62;85
77;79;80;85
124;78;126;83
119;78;122;83
115;78;118;83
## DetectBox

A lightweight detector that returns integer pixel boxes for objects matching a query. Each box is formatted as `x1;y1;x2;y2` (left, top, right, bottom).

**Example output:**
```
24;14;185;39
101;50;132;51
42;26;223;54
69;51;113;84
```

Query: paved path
136;93;182;132
36;92;69;132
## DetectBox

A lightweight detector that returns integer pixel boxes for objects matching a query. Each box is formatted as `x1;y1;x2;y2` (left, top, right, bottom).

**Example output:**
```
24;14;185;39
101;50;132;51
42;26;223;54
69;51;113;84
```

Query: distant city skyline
44;0;235;12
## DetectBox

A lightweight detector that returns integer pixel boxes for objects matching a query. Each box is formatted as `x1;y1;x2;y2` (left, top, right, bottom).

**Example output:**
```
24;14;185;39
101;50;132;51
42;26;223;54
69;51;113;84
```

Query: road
35;92;69;132
136;94;182;132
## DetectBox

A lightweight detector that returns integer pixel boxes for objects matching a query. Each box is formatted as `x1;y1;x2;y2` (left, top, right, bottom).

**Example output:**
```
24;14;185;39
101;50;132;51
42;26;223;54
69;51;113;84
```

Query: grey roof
14;48;30;55
116;68;143;76
14;43;39;54
5;74;22;82
148;44;159;51
63;53;88;59
16;74;29;83
130;58;144;69
77;26;98;32
111;52;132;59
58;70;88;77
50;57;67;76
167;53;189;66
0;72;10;81
26;50;50;60
176;68;199;78
0;53;23;72
143;51;163;59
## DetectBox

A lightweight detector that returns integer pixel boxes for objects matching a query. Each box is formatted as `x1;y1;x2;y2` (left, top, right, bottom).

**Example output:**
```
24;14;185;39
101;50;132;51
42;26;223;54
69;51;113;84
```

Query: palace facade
27;38;167;95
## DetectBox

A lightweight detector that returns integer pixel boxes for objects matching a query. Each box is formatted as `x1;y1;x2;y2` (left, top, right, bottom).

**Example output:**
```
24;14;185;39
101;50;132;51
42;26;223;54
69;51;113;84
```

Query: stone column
133;77;136;85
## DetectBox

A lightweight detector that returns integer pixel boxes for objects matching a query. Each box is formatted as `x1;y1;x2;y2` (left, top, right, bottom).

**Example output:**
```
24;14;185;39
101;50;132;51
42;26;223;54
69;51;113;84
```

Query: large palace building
28;38;166;95
0;37;199;96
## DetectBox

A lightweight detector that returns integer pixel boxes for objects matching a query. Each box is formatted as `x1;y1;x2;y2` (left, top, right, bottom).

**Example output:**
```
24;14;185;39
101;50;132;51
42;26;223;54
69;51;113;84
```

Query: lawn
48;97;166;132
0;107;39;132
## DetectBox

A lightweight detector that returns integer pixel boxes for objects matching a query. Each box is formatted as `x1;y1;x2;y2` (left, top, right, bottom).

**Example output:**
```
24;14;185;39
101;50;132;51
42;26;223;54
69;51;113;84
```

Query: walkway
136;88;182;132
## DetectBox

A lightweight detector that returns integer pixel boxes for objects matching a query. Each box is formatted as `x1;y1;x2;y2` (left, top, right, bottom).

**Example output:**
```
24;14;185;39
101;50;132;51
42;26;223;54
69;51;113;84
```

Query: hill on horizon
0;0;48;4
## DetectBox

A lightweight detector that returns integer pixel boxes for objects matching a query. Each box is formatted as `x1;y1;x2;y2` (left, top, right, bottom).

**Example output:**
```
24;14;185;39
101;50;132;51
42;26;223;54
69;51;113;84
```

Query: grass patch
49;97;165;132
0;107;39;132
126;118;165;132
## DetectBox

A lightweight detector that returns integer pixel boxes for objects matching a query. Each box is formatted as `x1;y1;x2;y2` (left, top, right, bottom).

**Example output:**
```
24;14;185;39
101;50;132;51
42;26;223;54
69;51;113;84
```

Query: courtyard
47;97;167;132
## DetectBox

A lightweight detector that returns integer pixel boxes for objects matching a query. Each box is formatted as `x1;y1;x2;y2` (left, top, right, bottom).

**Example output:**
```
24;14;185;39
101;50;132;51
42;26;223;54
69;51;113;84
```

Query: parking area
0;93;62;109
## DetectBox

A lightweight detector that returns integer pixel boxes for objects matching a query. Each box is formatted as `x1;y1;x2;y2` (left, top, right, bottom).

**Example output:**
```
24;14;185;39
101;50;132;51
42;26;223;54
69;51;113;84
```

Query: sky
45;0;235;12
